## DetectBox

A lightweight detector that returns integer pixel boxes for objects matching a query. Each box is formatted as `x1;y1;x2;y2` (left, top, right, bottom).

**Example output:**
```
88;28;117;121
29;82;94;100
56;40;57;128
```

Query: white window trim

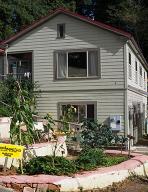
55;49;99;79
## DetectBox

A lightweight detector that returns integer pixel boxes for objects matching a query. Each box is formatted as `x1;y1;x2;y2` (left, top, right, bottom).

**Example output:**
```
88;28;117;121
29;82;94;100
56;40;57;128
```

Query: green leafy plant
76;148;105;170
59;105;77;134
0;75;38;117
43;113;55;141
102;155;128;167
10;80;38;145
81;120;114;148
0;76;40;145
22;149;128;175
23;156;77;176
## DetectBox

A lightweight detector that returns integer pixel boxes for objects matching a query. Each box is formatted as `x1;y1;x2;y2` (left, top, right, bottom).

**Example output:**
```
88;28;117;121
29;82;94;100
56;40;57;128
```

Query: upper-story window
128;52;132;79
139;66;142;87
57;24;65;38
144;71;147;90
135;60;138;83
56;49;98;79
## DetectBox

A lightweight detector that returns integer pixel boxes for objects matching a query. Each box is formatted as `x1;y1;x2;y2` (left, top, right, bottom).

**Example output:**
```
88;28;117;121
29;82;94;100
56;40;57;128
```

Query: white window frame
58;101;97;122
139;66;143;87
56;49;99;79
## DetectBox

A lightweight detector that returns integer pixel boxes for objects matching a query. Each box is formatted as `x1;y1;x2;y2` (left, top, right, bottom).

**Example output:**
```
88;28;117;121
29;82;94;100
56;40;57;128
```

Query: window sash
57;24;65;38
129;52;131;65
60;103;95;123
56;50;98;78
135;71;138;83
129;64;132;79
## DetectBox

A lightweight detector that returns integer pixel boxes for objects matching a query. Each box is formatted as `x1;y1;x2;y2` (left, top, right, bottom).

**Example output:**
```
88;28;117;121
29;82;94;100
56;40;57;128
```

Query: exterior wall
128;90;147;116
5;13;127;133
37;90;125;133
126;43;147;142
127;89;147;143
126;44;147;92
7;13;126;92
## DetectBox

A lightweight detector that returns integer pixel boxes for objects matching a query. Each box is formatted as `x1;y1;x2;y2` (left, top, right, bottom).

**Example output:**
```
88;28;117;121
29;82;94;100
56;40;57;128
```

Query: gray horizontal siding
36;90;125;132
8;13;125;92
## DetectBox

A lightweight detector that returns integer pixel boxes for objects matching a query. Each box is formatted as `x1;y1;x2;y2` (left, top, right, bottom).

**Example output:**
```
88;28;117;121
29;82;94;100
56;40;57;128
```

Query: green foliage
22;149;128;175
23;156;77;175
44;113;55;132
0;76;39;145
102;155;128;167
81;120;114;148
76;148;105;170
59;105;77;133
10;80;38;145
0;75;38;117
0;0;75;41
43;113;55;141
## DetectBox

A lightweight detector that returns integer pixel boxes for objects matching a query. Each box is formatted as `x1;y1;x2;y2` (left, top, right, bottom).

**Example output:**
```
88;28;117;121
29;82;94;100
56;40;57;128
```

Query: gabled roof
0;8;147;67
0;8;132;45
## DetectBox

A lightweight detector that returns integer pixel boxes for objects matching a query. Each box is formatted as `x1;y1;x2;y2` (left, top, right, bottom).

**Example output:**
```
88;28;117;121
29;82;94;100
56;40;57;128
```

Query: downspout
124;42;129;138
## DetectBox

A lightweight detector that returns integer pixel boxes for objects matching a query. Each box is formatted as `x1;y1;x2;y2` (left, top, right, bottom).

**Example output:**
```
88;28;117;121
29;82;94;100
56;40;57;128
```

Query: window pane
57;24;65;38
140;66;142;76
135;61;137;71
61;104;78;122
78;105;86;122
57;52;67;78
87;104;94;120
129;53;131;65
68;52;87;77
88;51;98;76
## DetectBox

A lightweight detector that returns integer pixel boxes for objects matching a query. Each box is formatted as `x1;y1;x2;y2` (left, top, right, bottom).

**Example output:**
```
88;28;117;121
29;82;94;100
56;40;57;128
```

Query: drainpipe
124;43;129;148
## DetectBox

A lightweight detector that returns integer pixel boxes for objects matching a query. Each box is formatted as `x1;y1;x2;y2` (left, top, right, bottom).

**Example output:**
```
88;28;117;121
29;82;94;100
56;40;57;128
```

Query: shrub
81;120;114;148
76;148;105;170
23;156;77;175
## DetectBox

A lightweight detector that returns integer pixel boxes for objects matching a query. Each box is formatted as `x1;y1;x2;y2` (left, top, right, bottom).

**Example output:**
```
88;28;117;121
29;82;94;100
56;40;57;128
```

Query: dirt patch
0;166;17;176
85;178;148;192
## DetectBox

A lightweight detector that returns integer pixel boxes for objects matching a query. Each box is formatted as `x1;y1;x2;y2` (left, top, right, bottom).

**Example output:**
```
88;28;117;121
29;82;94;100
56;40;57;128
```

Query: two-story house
0;8;147;144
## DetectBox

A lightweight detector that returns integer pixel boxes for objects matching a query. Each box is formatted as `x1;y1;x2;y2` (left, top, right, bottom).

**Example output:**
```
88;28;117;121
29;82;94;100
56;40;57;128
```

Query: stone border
0;150;148;192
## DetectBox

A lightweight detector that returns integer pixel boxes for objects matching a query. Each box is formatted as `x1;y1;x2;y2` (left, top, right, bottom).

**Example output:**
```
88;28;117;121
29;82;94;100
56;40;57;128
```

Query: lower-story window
59;102;96;123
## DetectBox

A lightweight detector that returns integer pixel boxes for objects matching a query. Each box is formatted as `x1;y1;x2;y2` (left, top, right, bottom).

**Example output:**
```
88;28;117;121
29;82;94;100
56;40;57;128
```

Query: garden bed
0;151;147;192
0;149;128;176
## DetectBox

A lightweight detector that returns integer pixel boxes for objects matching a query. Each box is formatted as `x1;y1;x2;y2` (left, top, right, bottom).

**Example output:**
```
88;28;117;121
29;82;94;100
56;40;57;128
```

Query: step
134;146;148;151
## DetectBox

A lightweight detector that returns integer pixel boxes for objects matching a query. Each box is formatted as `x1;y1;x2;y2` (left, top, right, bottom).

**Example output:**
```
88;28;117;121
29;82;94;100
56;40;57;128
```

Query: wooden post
3;157;8;172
